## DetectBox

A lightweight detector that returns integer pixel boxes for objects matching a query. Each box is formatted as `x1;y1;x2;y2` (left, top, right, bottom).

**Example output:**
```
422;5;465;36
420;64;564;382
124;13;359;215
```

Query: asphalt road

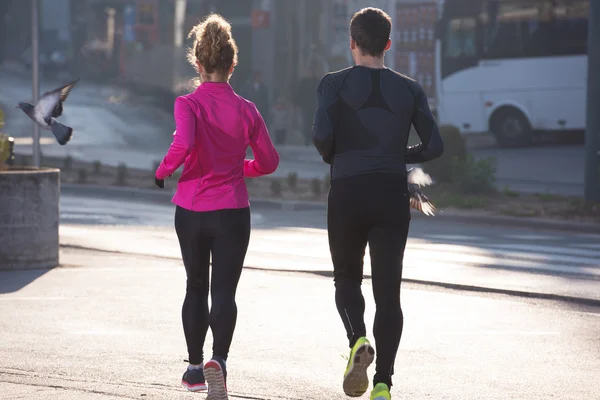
1;248;599;400
58;193;600;303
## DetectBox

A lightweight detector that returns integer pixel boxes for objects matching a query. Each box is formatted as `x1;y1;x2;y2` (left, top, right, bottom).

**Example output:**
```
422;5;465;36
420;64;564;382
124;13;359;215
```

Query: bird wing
409;192;438;216
407;167;433;187
34;92;60;121
56;78;80;103
41;78;80;104
38;79;80;119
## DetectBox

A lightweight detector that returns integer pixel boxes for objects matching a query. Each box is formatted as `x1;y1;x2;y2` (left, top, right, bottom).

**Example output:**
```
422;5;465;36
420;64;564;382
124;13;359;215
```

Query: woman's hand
155;177;165;189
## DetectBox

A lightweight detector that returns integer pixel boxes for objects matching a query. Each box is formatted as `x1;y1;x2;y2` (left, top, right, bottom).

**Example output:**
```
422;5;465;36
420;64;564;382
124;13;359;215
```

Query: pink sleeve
244;106;280;178
156;97;195;180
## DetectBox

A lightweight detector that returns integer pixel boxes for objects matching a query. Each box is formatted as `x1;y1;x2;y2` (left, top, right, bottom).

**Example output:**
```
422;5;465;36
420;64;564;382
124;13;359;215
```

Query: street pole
584;1;600;202
31;0;41;168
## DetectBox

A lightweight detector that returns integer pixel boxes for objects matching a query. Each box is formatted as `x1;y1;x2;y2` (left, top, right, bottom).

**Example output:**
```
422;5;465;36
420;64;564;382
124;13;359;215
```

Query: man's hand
155;177;165;189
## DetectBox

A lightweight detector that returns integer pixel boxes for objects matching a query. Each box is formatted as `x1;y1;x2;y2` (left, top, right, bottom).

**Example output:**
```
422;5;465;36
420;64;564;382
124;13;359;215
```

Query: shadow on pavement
0;269;52;294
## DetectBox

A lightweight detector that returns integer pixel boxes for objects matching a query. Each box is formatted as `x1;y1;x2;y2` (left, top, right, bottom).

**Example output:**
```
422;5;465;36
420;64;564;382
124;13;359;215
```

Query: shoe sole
205;361;228;400
181;381;207;392
343;343;375;397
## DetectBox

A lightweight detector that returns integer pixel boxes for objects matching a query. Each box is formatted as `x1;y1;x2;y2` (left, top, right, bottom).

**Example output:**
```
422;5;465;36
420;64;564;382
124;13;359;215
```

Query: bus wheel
490;108;533;148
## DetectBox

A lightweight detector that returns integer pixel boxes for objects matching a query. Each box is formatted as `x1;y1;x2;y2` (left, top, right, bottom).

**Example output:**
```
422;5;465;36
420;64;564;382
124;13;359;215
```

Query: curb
59;244;600;308
60;183;600;233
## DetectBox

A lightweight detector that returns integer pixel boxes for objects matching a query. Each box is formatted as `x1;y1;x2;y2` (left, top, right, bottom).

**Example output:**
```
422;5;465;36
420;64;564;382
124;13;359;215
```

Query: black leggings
174;206;251;365
327;174;411;388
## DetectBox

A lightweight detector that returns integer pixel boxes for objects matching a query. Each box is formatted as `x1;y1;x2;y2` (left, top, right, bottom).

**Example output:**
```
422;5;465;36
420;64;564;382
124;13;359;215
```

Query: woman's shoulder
234;93;260;116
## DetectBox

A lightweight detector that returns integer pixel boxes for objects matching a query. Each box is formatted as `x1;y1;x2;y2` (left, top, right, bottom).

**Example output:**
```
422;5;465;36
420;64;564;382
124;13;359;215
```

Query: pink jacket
155;82;280;212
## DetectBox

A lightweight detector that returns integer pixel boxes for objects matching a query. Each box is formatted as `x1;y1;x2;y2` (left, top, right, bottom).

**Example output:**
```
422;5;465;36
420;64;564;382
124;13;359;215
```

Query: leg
328;179;375;397
368;201;411;388
328;188;369;348
175;206;212;366
209;207;251;361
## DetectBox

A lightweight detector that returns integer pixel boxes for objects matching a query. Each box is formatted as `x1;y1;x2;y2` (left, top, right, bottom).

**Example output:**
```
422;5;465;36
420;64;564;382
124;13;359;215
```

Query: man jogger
312;7;444;400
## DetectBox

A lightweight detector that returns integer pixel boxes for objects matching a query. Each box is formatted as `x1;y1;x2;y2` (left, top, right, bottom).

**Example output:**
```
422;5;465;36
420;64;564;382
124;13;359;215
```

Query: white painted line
427;234;482;241
404;250;600;275
573;243;600;250
485;243;600;259
407;244;600;266
502;234;558;240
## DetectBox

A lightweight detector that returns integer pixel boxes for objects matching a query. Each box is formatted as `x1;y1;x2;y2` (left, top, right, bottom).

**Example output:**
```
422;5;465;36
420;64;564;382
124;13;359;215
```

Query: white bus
435;0;589;147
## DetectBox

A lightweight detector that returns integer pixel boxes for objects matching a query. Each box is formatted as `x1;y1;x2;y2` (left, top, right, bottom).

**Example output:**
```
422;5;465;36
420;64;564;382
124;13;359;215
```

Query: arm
244;106;280;177
156;97;196;180
404;84;444;165
312;74;338;164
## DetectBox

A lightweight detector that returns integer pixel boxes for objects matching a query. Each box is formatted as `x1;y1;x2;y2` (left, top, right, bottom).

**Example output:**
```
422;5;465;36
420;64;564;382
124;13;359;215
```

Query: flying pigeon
16;78;79;145
407;167;438;216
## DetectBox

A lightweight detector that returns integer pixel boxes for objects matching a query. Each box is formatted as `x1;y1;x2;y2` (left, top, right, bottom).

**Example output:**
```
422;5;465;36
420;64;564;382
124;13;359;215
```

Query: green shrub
422;125;467;183
0;134;11;169
502;186;519;198
450;154;497;194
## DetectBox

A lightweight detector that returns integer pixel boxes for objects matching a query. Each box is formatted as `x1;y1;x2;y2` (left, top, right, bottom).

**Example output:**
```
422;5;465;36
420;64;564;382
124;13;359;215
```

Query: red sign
252;10;270;29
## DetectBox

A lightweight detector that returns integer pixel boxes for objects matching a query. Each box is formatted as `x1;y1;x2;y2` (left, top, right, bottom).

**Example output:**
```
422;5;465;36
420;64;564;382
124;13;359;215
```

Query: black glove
155;177;165;189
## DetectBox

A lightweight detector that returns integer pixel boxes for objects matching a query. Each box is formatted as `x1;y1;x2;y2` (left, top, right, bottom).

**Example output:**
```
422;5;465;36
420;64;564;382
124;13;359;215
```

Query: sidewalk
1;245;599;400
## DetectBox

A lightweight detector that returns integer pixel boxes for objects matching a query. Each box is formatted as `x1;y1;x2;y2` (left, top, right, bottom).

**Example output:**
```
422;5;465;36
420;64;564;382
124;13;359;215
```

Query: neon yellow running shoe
370;383;391;400
342;336;375;397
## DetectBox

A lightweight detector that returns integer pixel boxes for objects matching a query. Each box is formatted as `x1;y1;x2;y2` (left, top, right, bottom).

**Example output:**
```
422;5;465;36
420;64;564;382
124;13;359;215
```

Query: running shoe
343;336;375;397
181;367;207;392
370;382;391;400
205;357;228;400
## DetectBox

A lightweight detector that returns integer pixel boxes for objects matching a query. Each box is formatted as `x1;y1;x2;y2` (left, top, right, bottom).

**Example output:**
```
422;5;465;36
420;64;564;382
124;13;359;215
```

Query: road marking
502;234;558;240
427;234;482;241
407;244;600;266
487;243;600;259
573;243;600;250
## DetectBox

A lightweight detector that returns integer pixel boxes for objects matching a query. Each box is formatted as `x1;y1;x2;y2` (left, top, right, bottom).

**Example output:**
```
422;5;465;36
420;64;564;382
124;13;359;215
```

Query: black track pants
327;174;410;388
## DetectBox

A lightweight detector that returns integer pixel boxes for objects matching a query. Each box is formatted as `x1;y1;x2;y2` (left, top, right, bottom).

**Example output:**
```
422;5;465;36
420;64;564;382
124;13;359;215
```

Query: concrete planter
0;167;60;270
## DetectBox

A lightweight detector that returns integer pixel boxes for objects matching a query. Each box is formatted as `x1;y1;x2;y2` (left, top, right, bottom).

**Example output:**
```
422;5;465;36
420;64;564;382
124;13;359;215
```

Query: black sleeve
404;83;444;164
312;74;339;164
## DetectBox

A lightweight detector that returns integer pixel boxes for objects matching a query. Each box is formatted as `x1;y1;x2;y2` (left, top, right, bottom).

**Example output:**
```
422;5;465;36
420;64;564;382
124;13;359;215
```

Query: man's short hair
350;7;392;57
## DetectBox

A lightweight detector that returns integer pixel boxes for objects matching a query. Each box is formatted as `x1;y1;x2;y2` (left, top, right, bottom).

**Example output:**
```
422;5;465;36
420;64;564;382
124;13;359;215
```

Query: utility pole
585;0;600;202
31;0;41;168
174;0;187;48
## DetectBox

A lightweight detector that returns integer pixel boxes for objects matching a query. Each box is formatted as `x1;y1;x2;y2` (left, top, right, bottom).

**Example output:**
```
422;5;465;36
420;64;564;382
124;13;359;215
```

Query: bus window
554;1;589;56
480;0;588;60
444;17;477;59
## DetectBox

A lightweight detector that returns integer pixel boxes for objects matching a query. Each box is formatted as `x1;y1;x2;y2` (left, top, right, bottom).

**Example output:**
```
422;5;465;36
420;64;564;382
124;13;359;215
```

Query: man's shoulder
385;69;423;90
319;67;354;88
324;66;353;79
